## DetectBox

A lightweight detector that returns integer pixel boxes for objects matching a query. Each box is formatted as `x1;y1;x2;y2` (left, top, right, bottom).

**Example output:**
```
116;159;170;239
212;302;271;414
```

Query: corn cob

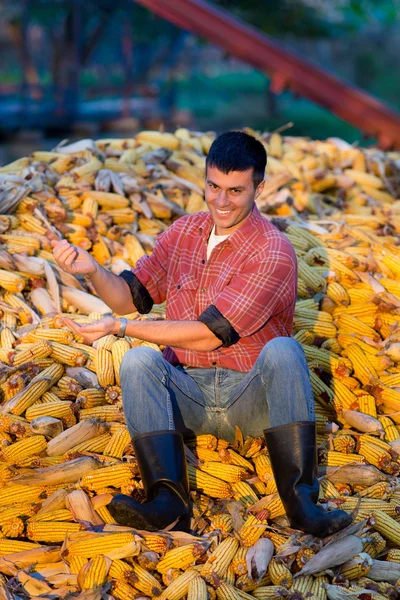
1;517;24;538
157;569;199;600
268;559;292;588
25;401;75;422
111;580;139;600
362;532;386;558
210;514;233;534
188;466;232;498
231;481;259;507
199;461;248;483
200;537;239;580
157;543;209;573
238;515;268;547
111;339;131;385
79;405;124;422
103;426;131;458
3;363;64;415
0;539;40;555
95;348;115;388
27;521;83;543
0;270;26;293
51;342;87;367
66;531;137;558
232;546;247;575
1;434;47;464
80;463;136;491
67;432;111;455
188;575;208;600
332;434;356;454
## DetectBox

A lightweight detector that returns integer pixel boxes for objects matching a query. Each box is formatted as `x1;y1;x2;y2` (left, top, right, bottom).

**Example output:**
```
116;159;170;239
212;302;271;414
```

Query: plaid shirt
121;205;297;372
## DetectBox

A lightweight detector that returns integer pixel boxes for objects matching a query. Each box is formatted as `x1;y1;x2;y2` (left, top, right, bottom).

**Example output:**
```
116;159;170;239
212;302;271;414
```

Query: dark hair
206;131;267;188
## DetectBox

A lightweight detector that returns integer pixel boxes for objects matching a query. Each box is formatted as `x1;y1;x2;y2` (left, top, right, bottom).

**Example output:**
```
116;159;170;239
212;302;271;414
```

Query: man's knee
120;346;165;375
259;337;306;370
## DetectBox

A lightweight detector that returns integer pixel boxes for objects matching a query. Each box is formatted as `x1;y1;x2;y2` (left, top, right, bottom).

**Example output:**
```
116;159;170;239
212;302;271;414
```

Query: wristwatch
116;317;128;338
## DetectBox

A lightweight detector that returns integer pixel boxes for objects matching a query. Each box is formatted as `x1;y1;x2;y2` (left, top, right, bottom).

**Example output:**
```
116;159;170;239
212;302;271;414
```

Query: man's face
205;166;264;235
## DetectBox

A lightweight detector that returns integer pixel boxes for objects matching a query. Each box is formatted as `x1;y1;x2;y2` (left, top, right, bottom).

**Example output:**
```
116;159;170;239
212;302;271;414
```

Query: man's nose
215;191;229;206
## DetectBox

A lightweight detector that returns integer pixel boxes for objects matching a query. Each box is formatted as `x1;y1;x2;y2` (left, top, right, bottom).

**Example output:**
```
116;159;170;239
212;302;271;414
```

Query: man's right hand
51;239;98;276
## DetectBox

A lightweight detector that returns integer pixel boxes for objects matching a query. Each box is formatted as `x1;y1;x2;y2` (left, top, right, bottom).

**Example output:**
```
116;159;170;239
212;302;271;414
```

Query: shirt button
177;285;181;289
201;288;206;293
201;259;205;264
212;361;217;366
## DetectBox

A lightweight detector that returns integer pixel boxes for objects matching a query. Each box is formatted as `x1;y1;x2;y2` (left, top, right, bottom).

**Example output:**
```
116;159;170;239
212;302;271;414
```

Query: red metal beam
135;0;400;149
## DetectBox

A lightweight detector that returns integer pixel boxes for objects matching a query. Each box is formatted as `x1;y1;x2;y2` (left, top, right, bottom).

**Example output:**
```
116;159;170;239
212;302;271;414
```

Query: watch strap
117;317;128;338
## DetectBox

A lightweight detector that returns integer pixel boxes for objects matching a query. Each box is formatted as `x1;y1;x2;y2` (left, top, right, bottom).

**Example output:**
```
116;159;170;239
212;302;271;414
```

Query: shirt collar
198;204;263;248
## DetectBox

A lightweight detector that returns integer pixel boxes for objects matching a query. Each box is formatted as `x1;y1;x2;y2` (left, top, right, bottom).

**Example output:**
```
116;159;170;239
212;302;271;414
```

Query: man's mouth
215;209;233;215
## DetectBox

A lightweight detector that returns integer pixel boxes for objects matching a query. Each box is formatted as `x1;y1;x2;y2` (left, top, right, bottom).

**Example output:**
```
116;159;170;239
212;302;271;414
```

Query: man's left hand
60;316;117;344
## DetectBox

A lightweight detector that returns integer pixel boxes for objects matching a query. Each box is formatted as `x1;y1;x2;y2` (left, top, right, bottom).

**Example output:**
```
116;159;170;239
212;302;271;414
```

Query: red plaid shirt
130;205;297;372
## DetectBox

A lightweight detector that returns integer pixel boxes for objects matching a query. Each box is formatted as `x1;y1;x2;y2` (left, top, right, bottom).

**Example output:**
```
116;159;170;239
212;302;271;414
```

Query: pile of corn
0;129;400;599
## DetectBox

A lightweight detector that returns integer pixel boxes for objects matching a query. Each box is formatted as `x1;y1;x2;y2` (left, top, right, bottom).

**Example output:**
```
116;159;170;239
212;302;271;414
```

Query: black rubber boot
264;421;352;538
108;430;191;532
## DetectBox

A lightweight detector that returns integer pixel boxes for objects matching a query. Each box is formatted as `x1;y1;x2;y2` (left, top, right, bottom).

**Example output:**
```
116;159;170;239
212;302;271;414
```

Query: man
52;131;351;538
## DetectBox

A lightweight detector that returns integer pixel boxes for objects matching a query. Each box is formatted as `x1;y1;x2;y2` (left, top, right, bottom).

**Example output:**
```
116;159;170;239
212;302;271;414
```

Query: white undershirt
207;226;230;260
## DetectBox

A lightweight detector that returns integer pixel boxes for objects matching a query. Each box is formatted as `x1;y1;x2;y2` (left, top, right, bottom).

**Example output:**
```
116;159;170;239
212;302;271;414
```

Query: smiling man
52;131;351;538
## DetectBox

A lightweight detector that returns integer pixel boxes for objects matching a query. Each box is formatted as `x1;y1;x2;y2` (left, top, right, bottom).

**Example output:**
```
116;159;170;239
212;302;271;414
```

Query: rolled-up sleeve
208;245;297;338
198;305;240;347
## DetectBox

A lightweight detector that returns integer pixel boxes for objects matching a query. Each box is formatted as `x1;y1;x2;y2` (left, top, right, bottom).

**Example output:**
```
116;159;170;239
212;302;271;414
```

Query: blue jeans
120;337;315;443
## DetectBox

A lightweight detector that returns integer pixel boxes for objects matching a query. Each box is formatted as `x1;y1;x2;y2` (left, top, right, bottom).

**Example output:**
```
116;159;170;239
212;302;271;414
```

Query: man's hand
51;239;98;276
60;316;117;344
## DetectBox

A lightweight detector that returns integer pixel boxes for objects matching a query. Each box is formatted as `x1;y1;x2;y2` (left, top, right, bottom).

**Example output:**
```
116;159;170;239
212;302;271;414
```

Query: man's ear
255;180;265;199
